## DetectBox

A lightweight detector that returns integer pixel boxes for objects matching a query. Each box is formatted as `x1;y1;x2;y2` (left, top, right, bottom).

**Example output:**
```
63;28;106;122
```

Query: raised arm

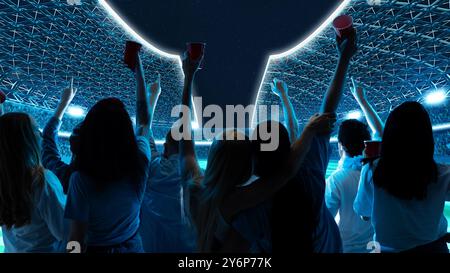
321;29;358;114
222;113;336;220
54;78;77;120
147;74;162;157
148;73;161;129
134;53;151;138
179;51;203;182
42;79;77;193
350;77;384;139
271;78;299;143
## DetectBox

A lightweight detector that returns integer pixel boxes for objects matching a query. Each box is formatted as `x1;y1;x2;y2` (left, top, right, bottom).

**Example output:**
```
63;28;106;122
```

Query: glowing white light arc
251;0;352;126
97;0;200;127
98;0;179;59
95;0;450;141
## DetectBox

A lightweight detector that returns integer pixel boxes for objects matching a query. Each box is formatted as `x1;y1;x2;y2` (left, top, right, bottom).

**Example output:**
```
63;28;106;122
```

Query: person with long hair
63;51;152;253
178;49;336;252
0;112;68;252
264;27;358;253
354;101;450;253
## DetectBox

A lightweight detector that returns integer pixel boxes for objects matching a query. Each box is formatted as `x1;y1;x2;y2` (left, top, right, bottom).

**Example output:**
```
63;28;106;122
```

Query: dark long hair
75;98;146;188
196;130;253;252
251;121;291;178
373;101;438;200
0;113;45;229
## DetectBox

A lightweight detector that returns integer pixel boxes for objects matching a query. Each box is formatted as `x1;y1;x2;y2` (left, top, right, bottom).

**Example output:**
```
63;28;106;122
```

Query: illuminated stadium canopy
0;0;448;156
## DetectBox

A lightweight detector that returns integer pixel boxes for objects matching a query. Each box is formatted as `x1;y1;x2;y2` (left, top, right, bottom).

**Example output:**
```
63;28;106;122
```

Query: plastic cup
187;42;205;61
124;41;142;70
0;91;6;104
332;15;354;38
364;140;382;159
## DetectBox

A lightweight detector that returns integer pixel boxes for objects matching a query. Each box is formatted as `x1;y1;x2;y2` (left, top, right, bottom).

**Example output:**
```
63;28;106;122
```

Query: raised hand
350;77;366;103
270;78;288;97
54;78;78;120
149;73;161;97
349;77;384;138
305;112;337;135
60;77;78;106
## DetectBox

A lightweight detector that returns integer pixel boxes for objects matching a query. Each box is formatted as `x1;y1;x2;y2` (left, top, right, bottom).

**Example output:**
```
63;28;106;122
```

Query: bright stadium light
98;0;201;127
424;89;447;106
345;110;363;120
66;105;85;118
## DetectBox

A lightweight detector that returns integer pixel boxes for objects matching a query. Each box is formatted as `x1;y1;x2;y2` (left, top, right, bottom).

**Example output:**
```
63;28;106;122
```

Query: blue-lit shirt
273;134;343;253
64;136;151;246
2;170;69;253
326;155;374;253
302;134;342;253
354;160;450;252
232;203;272;253
139;135;197;252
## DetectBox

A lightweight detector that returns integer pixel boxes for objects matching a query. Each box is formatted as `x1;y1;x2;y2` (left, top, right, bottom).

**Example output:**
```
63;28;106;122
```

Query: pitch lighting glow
154;139;213;146
251;0;352;126
424;89;447;105
345;110;363;120
55;121;449;144
433;122;450;132
66;105;85;118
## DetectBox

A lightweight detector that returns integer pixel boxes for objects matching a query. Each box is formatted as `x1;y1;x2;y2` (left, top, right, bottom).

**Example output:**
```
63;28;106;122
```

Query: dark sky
107;0;341;117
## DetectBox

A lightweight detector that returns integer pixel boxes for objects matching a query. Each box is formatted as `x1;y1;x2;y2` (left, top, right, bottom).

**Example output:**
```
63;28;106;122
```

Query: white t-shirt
326;155;374;253
354;160;450;252
2;170;68;253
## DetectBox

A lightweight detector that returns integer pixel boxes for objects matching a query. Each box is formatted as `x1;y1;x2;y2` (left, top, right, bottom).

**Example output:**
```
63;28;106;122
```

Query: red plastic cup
186;42;205;61
333;15;354;38
0;90;6;104
124;41;142;70
364;140;381;159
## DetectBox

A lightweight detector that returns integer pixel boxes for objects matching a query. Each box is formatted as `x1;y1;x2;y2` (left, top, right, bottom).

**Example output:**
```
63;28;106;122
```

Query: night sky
107;0;341;118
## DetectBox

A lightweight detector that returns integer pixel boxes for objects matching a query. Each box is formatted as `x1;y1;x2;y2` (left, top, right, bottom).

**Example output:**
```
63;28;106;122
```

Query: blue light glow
66;106;86;118
345;110;363;120
424;89;447;106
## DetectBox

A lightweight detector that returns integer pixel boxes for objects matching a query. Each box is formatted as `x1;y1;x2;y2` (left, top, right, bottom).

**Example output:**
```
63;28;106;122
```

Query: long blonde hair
196;130;252;252
0;113;45;229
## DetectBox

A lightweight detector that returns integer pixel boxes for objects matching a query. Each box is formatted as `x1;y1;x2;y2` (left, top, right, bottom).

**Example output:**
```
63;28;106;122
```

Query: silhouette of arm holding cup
321;15;358;114
179;44;204;183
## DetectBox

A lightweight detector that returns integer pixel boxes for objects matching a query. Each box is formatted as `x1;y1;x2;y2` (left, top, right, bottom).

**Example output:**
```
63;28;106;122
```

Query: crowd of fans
0;24;449;253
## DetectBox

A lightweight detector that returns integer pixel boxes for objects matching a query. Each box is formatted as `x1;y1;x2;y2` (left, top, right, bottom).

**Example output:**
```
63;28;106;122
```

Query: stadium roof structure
0;0;184;130
0;0;448;155
255;0;449;130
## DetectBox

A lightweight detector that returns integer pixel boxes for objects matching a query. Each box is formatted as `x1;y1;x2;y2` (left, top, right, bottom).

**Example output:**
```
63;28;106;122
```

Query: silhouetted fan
107;0;340;125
